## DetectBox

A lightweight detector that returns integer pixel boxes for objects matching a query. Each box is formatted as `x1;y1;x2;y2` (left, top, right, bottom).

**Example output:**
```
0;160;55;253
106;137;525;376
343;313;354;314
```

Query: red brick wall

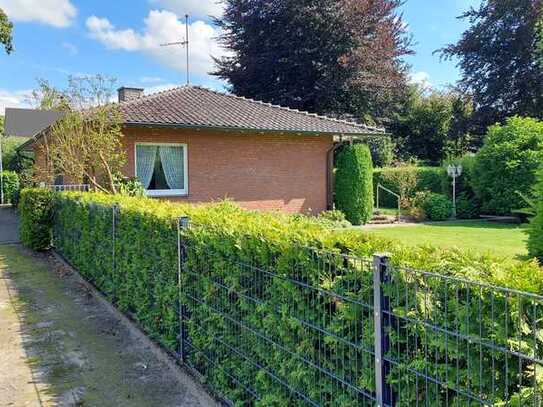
122;127;334;214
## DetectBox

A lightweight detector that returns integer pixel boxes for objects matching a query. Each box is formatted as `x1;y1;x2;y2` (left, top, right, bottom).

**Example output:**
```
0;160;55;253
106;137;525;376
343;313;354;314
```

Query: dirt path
0;245;218;407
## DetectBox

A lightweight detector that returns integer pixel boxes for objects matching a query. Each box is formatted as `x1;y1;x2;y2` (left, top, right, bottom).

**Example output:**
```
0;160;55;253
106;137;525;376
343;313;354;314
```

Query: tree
440;0;543;131
389;86;474;164
0;8;13;54
213;0;412;121
472;116;543;215
36;75;126;193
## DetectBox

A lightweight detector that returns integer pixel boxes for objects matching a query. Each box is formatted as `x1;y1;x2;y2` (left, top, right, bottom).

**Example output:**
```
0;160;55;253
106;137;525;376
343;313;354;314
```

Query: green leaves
335;145;374;225
19;188;54;250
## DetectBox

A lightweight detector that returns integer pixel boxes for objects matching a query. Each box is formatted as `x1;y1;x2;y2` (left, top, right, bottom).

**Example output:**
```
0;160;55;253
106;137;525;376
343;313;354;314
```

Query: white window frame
134;142;189;197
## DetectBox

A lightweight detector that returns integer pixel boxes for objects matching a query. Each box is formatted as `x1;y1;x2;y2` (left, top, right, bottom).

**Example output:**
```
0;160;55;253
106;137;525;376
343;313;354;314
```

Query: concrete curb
51;250;222;407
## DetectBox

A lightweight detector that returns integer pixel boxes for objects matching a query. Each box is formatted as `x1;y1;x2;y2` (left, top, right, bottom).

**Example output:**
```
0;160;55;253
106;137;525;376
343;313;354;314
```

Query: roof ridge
190;85;385;133
118;84;189;106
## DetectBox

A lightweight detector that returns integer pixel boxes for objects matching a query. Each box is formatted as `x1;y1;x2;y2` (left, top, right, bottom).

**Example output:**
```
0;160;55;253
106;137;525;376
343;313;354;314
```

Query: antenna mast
160;14;190;85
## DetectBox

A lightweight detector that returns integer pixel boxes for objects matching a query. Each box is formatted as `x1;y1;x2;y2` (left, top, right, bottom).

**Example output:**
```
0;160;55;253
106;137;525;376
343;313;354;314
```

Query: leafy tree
36;75;126;193
0;8;13;54
335;144;374;225
390;86;474;164
213;0;412;121
441;0;543;131
473;116;543;215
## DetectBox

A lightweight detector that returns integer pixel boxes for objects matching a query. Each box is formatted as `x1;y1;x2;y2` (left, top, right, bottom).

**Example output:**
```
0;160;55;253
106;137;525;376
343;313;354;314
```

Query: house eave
123;121;386;137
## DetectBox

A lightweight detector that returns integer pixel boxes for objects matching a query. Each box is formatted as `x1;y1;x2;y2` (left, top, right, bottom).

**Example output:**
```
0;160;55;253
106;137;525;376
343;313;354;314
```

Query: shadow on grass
421;219;527;230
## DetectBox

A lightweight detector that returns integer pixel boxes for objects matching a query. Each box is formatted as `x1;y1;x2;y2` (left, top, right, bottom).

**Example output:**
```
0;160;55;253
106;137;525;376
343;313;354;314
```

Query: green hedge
19;188;54;250
335;144;374;225
1;170;19;204
528;167;543;261
21;190;543;405
373;166;445;208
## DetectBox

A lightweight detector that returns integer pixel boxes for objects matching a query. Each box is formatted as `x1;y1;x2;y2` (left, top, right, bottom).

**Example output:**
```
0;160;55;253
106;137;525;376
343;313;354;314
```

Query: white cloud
0;0;77;28
149;0;224;19
86;10;225;78
140;76;165;83
0;89;31;115
409;71;432;88
62;41;78;55
144;83;179;94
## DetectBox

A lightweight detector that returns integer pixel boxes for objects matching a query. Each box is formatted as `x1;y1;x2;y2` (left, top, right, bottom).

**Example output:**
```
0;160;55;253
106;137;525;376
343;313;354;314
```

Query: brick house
16;86;384;214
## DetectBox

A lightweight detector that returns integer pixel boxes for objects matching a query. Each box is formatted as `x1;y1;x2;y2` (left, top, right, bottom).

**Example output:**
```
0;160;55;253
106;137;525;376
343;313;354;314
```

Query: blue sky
0;0;482;114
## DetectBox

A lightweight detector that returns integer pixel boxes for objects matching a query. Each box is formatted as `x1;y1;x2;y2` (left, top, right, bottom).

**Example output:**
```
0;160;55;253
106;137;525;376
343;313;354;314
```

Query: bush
528;167;543;261
473;117;543;215
316;210;352;228
335;144;374;225
19;188;54;250
19;190;543;405
373;166;445;208
455;192;480;219
421;193;452;221
1;170;19;204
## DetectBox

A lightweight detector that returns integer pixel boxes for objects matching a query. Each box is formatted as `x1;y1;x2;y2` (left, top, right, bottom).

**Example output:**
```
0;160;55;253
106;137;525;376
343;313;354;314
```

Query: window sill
146;190;188;198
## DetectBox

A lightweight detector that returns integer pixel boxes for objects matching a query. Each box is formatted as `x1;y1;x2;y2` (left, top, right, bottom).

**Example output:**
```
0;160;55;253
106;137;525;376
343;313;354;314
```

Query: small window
135;143;188;196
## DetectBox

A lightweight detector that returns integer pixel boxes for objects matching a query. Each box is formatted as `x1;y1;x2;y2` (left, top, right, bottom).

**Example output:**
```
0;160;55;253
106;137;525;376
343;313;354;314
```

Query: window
135;143;188;196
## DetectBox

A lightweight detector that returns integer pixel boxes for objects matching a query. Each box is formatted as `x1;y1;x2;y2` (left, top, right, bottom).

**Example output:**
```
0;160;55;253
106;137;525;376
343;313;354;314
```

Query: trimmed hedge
1;170;19;204
373;166;445;208
20;190;543;405
335;144;374;225
19;188;55;250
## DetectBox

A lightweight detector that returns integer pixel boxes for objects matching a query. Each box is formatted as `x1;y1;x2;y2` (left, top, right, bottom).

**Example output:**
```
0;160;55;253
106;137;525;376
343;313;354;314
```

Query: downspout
326;137;351;210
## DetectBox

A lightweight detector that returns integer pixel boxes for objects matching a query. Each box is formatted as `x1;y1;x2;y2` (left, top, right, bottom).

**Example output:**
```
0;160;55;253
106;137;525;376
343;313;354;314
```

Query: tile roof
120;85;385;135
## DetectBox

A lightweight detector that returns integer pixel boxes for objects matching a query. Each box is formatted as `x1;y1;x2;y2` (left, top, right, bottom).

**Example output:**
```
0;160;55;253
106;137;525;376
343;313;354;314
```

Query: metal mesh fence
177;220;543;406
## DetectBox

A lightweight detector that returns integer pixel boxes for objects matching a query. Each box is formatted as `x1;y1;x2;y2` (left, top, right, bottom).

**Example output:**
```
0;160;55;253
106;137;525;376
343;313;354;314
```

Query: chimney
117;87;144;103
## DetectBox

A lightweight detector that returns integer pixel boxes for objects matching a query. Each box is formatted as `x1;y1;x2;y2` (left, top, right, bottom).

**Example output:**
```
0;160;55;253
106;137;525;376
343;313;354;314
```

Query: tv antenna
160;14;190;85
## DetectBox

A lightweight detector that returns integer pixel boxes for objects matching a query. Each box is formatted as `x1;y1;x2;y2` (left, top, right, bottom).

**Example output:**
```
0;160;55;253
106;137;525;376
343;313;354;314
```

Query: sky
0;0;483;114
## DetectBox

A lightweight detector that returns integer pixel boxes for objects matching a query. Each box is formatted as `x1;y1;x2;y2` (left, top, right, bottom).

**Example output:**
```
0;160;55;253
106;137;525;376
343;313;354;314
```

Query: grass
366;220;528;260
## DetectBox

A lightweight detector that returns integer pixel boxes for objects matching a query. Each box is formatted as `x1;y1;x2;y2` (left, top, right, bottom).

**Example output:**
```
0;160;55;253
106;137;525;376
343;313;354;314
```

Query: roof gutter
123;121;387;137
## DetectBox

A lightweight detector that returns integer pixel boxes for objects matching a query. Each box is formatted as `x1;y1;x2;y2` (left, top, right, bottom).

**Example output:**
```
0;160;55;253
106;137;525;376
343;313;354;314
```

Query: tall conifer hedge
335;144;374;225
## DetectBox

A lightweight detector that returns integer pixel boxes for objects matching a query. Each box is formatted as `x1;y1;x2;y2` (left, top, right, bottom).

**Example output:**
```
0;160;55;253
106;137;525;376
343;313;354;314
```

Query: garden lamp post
447;164;463;219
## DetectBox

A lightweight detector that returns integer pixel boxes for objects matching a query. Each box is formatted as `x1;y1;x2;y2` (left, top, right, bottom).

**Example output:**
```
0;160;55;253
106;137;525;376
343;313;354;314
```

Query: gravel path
0;244;218;407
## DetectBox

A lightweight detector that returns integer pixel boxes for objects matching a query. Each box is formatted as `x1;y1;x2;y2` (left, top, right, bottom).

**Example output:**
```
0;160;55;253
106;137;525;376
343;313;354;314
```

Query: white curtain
159;146;184;190
136;145;157;188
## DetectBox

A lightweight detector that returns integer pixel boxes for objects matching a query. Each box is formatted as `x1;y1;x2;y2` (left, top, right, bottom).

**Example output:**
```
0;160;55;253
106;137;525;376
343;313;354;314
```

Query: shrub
455;192;480;219
373;166;445;208
19;190;543;405
473;117;543;215
19;188;54;250
0;170;19;204
528;167;543;261
316;209;352;228
335;144;374;225
421;193;452;221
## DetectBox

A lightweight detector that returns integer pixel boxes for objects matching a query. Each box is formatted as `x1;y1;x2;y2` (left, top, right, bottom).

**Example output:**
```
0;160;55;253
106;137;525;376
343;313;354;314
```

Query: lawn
365;220;528;260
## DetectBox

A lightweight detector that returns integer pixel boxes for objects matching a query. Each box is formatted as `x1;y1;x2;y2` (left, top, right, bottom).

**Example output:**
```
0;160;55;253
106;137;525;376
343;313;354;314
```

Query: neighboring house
15;86;384;214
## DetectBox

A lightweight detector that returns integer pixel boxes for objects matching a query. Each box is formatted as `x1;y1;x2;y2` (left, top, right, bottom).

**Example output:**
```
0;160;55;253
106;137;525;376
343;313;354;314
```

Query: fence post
373;253;393;407
177;216;190;363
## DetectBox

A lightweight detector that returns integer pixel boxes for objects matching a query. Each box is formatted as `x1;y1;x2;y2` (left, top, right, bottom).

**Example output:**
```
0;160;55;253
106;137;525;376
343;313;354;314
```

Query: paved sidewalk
0;206;19;244
0;245;218;407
